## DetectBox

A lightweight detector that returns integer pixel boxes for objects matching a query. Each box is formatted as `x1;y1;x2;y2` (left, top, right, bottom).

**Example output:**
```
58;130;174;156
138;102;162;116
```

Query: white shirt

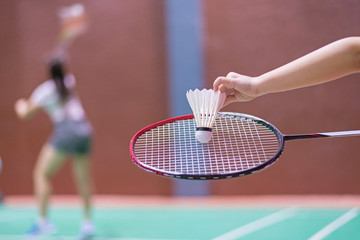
30;74;86;123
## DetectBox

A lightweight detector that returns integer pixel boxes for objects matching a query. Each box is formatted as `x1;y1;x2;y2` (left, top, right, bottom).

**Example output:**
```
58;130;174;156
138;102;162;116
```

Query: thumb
221;95;237;108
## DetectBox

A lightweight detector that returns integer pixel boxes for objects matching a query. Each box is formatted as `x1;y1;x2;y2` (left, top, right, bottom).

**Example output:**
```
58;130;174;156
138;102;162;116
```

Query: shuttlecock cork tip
195;127;212;143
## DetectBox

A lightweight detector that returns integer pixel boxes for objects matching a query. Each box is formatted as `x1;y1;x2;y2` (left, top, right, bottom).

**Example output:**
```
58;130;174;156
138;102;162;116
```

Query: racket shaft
285;130;360;141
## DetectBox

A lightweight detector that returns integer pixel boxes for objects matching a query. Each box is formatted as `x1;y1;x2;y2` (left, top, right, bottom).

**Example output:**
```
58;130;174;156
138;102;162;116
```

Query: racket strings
133;116;281;176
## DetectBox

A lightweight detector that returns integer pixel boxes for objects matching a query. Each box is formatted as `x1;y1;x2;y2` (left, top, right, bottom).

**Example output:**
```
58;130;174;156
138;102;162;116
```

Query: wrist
252;75;266;97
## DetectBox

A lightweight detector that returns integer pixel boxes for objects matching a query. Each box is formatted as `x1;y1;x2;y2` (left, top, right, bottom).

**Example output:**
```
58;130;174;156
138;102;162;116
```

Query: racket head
58;3;88;44
130;112;285;180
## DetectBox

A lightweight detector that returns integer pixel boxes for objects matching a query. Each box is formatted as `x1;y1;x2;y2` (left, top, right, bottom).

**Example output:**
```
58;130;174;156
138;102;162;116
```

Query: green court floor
0;204;359;239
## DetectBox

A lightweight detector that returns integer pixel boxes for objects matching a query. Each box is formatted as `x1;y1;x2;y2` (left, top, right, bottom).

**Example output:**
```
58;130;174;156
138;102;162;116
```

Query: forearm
255;37;360;95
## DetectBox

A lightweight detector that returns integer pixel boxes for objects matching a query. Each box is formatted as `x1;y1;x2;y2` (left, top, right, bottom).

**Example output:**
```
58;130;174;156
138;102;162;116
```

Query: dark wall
0;0;359;196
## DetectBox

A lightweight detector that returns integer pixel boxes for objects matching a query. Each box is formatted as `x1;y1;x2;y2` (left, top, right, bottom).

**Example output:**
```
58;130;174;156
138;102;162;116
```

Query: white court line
212;206;297;240
308;208;358;240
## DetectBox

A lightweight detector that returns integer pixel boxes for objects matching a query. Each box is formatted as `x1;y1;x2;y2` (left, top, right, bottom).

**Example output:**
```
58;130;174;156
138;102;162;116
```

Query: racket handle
284;130;360;141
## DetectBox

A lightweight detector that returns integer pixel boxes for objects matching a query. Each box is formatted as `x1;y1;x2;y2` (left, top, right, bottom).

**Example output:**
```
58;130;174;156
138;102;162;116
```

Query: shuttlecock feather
186;89;226;143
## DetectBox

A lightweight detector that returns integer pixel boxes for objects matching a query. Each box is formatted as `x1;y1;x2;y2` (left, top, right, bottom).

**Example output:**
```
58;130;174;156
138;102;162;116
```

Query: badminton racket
130;112;360;180
53;3;88;58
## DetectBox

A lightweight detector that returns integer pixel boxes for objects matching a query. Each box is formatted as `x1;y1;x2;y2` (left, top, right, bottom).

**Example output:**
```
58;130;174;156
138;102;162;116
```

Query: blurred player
14;4;95;239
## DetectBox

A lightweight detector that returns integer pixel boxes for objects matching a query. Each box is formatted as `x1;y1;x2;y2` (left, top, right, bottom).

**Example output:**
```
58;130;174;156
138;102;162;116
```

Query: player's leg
34;143;67;218
72;153;92;219
27;143;67;236
72;152;94;239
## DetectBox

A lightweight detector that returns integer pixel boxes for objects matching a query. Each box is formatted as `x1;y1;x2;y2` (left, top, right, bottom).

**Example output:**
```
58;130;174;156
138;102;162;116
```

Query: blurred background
1;0;360;198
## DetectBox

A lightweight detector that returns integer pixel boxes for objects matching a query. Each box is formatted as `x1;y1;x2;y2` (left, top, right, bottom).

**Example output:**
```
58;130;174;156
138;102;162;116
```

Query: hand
14;98;28;117
213;72;259;107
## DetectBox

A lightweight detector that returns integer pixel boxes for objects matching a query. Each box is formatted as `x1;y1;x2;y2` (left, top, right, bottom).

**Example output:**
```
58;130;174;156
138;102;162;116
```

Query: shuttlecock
186;89;226;143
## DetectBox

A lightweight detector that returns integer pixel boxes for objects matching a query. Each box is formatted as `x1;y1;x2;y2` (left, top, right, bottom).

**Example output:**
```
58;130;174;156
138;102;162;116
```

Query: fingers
213;76;234;92
213;78;237;108
214;72;257;106
214;72;241;91
213;76;224;91
226;72;239;78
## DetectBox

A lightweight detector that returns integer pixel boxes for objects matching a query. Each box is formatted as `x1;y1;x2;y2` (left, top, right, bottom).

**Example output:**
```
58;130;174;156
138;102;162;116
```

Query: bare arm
14;98;40;120
214;37;360;106
257;37;360;94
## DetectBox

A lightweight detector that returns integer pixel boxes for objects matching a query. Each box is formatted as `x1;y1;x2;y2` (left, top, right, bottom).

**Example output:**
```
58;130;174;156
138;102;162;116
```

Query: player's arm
255;37;360;95
214;37;360;106
14;98;40;120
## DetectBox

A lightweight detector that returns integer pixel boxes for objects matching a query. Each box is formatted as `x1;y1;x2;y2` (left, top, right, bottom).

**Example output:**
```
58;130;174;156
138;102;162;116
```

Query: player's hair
48;59;70;102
